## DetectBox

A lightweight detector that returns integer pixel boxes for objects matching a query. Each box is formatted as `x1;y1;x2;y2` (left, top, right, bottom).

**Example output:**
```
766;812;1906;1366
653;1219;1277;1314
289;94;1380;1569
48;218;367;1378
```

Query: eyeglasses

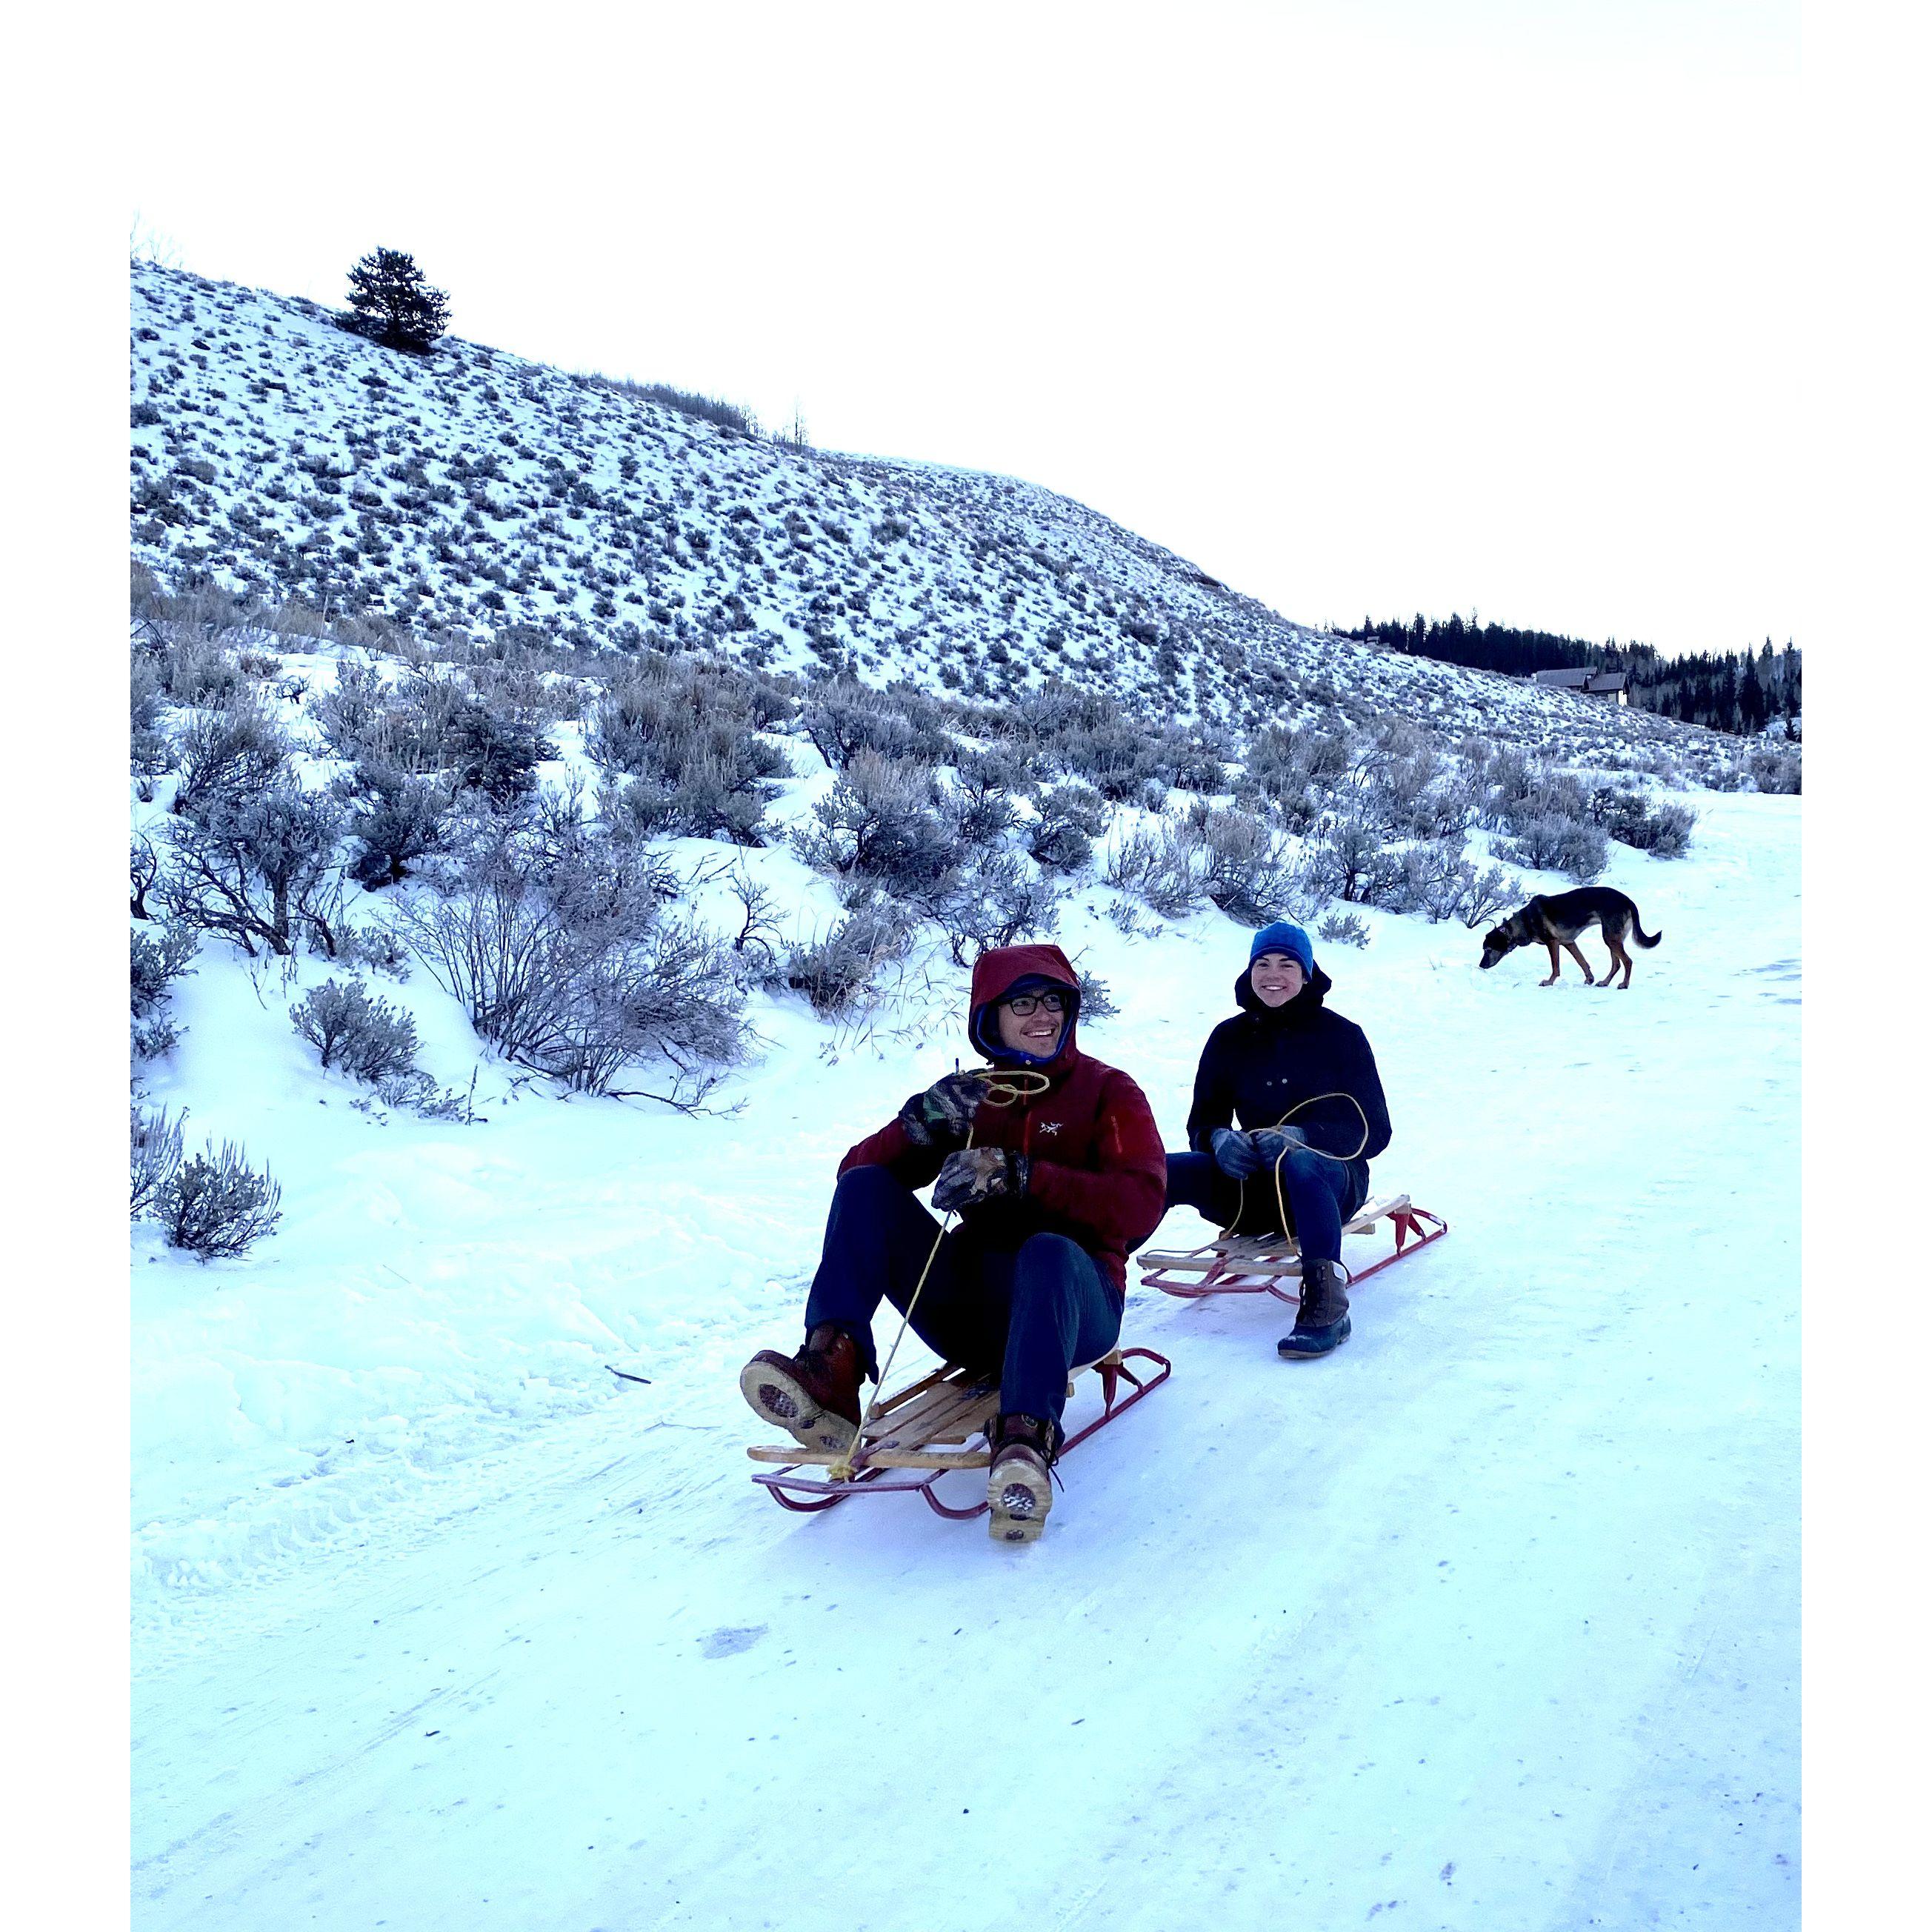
1003;991;1069;1017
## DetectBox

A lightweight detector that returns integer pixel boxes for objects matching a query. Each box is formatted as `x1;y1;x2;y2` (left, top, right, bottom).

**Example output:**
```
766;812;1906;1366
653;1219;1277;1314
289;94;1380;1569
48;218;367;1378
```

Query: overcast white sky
128;1;1802;657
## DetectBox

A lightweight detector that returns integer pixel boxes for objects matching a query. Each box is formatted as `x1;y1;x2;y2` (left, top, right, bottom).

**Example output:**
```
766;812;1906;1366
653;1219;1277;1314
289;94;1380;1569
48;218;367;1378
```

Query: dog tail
1630;909;1662;949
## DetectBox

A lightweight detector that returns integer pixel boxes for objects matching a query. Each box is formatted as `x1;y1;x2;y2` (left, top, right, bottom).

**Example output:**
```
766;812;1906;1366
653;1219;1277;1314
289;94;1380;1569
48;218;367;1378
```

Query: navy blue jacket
1185;964;1392;1194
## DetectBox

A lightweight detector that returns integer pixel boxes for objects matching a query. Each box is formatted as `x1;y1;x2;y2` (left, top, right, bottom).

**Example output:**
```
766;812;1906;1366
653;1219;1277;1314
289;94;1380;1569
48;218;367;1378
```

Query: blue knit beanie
1249;920;1314;973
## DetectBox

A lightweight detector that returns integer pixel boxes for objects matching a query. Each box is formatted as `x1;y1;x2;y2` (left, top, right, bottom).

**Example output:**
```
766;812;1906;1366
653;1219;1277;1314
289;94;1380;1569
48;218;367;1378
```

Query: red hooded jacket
838;944;1167;1294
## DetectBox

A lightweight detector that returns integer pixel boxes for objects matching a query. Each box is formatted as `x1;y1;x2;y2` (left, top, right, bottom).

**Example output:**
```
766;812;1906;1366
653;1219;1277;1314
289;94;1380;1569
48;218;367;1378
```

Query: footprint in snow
700;1625;768;1659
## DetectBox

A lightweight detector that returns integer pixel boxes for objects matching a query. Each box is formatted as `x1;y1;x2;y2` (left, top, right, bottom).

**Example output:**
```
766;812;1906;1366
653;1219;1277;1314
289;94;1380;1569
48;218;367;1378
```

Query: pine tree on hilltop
341;248;451;353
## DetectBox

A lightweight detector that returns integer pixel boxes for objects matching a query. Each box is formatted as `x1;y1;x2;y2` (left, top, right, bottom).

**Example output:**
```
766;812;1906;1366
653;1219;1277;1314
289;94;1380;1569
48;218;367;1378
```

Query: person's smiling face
995;989;1068;1054
1250;951;1305;1007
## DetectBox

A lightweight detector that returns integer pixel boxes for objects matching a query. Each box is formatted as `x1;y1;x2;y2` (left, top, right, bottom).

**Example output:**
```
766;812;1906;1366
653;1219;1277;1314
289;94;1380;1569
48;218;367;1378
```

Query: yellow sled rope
1229;1090;1373;1243
825;1066;1052;1484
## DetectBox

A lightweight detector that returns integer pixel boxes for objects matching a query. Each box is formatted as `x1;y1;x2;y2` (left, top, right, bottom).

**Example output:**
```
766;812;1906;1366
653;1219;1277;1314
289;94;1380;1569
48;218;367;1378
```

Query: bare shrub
1054;713;1161;801
1630;800;1697;856
1454;863;1523;930
130;1103;184;1217
1590;787;1698;858
173;693;288;820
314;659;390;757
1488;762;1592;840
936;850;1064;965
549;914;743;1097
333;922;413;980
292;978;420;1082
1353;840;1460;919
1745;747;1802;795
1026;783;1107;874
159;782;346;957
1190;805;1299;926
1103;822;1199;918
800;679;952;771
345;763;455;887
948;748;1027;845
318;666;544;803
719;867;782;964
785;901;914;1016
1304;802;1387;904
443;700;547;805
362;1070;478;1122
1379;753;1476;840
795;751;958;904
590;376;760;435
1156;723;1231;794
265;599;336;642
1498;816;1609;882
130;836;160;919
131;923;199;1059
156;1140;283;1259
592;659;791;843
131;650;172;778
1073;969;1118;1020
161;633;250;707
1245;722;1351;831
1316;909;1371;949
395;820;743;1097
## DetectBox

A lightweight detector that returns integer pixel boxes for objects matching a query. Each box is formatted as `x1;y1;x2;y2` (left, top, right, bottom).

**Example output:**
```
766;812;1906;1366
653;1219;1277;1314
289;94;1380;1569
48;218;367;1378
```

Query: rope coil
1226;1090;1373;1247
825;1066;1053;1482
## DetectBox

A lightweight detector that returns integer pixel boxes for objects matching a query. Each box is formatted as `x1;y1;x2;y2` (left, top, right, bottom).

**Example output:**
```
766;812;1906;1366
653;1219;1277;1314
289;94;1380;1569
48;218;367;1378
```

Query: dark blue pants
1165;1149;1368;1262
803;1165;1123;1427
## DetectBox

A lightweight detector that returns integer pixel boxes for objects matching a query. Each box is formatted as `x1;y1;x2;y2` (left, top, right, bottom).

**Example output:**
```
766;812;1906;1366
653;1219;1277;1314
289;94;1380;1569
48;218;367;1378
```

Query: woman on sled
1165;921;1391;1359
740;942;1166;1542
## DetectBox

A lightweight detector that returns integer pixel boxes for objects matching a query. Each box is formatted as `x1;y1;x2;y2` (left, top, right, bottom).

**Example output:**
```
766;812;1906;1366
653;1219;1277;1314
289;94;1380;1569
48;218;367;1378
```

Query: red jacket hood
968;943;1082;1067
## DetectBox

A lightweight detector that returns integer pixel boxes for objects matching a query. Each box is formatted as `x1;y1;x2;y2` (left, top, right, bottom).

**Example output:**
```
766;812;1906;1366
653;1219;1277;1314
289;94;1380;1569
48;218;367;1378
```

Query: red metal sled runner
747;1345;1172;1517
1138;1193;1448;1302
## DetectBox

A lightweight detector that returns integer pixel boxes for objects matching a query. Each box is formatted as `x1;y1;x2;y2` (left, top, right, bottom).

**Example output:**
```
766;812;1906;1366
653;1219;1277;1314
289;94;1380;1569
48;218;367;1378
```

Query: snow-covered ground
131;790;1798;1928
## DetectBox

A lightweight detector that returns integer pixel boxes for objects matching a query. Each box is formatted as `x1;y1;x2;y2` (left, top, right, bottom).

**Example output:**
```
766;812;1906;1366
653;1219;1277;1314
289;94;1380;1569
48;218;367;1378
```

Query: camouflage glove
932;1147;1029;1213
898;1070;986;1148
1250;1126;1309;1166
1210;1127;1263;1179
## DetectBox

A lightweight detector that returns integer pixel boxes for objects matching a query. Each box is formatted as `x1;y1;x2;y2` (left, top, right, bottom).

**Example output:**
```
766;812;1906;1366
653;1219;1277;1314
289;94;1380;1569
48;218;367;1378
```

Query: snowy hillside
130;262;1780;784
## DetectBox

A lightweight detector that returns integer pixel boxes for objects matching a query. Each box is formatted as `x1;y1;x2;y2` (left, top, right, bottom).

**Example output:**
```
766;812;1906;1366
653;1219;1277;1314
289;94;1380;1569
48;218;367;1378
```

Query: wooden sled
1138;1193;1448;1302
747;1345;1172;1518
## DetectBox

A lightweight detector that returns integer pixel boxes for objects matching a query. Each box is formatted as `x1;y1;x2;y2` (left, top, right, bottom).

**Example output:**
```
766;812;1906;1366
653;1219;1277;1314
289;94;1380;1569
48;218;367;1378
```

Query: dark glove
1250;1126;1308;1166
933;1147;1028;1213
1210;1127;1263;1179
898;1070;985;1148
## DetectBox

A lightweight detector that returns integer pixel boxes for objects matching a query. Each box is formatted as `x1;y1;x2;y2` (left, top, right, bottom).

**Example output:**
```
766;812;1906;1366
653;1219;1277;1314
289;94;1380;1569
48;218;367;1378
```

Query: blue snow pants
1164;1147;1368;1263
803;1165;1123;1428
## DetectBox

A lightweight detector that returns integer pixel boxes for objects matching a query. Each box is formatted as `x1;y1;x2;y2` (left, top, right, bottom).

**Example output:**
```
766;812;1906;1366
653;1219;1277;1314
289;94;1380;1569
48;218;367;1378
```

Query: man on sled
1164;921;1391;1358
740;943;1167;1542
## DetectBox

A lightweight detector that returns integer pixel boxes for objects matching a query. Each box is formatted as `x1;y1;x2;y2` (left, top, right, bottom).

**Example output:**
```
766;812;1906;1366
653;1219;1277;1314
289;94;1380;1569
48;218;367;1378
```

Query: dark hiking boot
739;1324;863;1453
1277;1257;1352;1359
987;1413;1062;1543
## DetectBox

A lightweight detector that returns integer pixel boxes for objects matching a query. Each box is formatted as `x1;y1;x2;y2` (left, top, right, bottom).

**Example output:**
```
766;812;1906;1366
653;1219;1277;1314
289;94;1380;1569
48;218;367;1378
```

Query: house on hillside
1531;667;1629;706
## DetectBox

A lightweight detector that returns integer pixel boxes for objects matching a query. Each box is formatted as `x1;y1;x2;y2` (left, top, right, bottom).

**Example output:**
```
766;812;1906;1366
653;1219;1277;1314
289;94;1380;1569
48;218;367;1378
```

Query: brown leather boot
987;1413;1062;1543
1276;1257;1352;1359
739;1324;864;1453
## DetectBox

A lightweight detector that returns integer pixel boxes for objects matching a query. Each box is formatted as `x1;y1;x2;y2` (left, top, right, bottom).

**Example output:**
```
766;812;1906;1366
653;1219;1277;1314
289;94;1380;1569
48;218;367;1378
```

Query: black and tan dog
1479;887;1662;987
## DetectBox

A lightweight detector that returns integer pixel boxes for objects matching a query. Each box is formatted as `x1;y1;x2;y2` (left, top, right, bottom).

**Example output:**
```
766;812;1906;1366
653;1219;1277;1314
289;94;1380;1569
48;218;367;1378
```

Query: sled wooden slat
867;1396;999;1460
1141;1196;1446;1303
744;1365;998;1470
1347;1193;1411;1232
1136;1245;1297;1275
750;1345;1173;1519
865;1376;996;1448
1139;1195;1416;1273
746;1436;993;1471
